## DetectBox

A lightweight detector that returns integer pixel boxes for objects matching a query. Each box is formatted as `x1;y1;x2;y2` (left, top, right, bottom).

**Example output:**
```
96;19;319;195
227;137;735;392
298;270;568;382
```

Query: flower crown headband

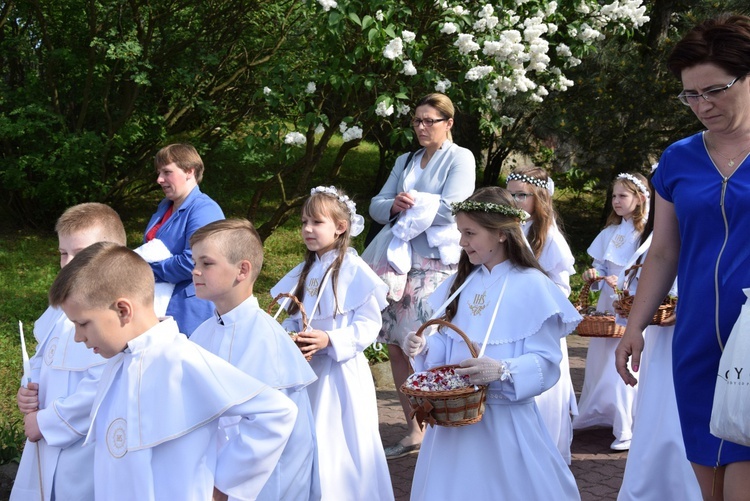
506;172;555;195
616;173;649;199
310;186;365;237
451;200;529;221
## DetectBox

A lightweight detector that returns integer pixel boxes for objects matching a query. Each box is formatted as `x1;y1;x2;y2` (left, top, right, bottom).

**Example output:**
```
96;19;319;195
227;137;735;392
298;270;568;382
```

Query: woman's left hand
295;329;330;357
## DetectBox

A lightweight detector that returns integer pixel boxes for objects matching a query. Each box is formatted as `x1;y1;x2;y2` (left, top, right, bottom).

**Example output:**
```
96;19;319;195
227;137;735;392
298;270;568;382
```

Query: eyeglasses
677;76;740;106
411;118;447;128
510;192;534;202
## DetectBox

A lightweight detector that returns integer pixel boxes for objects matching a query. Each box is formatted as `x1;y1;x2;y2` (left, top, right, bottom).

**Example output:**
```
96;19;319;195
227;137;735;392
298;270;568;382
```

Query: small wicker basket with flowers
400;319;488;428
615;264;677;325
575;277;625;338
267;292;313;361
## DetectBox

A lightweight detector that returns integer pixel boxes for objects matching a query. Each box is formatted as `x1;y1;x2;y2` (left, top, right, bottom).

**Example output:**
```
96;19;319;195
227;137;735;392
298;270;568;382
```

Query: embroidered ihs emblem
612;234;625;248
107;418;128;458
468;291;487;316
306;278;320;296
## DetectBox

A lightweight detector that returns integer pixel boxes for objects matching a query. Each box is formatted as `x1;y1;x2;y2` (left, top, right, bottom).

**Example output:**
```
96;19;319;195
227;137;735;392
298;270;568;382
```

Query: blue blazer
369;141;476;259
144;187;225;335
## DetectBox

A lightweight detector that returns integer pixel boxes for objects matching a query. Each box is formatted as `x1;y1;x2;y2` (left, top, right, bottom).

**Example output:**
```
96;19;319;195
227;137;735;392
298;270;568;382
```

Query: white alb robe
573;219;640;442
615;240;700;500
523;220;578;464
411;261;582;500
271;249;394;501
190;296;321;501
85;318;297;501
11;306;106;501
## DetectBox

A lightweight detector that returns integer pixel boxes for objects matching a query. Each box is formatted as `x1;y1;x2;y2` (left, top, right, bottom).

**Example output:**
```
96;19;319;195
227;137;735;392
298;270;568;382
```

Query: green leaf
348;12;362;26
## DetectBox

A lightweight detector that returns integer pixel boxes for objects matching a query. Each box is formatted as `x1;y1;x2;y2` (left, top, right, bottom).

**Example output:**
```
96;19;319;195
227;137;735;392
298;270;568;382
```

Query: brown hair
667;14;750;79
444;186;545;322
190;219;264;282
415;92;455;141
49;242;155;309
605;173;650;233
55;203;127;245
289;188;353;317
154;143;205;184
506;166;566;259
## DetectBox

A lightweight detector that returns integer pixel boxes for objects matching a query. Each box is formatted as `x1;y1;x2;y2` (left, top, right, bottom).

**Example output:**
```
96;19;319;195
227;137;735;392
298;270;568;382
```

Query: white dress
524;221;578;464
616;240;701;500
11;306;106;501
190;296;321;501
271;249;394;501
573;218;640;443
86;318;297;501
410;261;582;500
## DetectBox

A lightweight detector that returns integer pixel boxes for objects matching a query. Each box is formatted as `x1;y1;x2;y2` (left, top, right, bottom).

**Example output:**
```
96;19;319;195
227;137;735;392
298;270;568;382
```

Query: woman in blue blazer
144;144;225;336
369;93;476;458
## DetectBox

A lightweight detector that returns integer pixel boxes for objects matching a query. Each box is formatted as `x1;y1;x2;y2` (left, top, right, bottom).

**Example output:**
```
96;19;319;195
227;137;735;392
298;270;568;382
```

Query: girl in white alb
271;186;394;501
507;167;578;464
404;187;581;500
615;171;701;501
573;172;649;451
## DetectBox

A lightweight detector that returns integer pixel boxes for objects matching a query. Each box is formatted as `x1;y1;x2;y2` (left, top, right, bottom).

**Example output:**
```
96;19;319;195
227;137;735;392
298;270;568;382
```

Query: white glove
403;331;426;357
455;357;511;385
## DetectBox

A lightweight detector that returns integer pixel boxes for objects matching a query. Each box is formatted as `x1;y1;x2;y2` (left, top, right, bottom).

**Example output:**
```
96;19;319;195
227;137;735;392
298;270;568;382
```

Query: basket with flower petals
400;319;487;427
267;293;313;361
616;264;677;325
575;277;625;338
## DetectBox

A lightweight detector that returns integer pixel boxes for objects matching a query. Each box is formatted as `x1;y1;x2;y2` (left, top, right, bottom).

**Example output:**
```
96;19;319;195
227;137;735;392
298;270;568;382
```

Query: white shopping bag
710;288;750;445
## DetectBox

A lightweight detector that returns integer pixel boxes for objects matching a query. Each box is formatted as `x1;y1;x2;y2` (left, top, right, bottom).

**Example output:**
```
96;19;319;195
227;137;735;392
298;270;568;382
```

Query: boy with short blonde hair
190;219;321;500
12;202;126;501
48;241;297;500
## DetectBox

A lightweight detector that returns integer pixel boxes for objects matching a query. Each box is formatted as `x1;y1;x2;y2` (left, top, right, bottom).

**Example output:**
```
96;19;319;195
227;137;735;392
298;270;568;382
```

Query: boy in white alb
48;242;297;501
13;203;127;501
189;219;320;500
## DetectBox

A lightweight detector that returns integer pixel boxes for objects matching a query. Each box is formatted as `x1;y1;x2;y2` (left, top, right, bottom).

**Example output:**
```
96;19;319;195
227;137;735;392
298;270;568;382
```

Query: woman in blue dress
616;14;750;499
144;144;225;335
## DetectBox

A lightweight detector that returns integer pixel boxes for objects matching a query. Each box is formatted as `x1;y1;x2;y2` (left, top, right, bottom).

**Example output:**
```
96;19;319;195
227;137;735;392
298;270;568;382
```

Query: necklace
707;135;750;168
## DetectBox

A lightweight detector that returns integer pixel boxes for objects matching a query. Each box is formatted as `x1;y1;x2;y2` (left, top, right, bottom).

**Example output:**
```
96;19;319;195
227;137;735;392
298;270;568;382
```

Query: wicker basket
400;319;487;428
617;264;677;325
575;277;625;338
267;293;313;361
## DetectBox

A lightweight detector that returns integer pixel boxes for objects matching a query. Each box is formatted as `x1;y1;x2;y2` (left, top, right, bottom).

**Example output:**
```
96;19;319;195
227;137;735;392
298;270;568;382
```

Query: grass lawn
0;138;603;463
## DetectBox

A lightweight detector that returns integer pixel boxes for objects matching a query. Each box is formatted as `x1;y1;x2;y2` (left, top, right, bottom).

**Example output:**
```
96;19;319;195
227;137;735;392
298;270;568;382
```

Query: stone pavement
377;334;627;501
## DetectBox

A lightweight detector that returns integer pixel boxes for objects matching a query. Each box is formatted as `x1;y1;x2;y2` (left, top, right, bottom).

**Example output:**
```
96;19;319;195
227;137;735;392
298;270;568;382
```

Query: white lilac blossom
342;125;363;142
402;60;417;76
452;5;466;14
284;132;306;146
455;34;480;55
375;9;384;21
305;81;316;94
396;103;411;117
556;43;572;57
466;65;494;81
339;122;348;133
317;0;337;11
435;79;452;93
263;86;272;95
314;124;325;135
402;30;416;43
375;101;395;117
499;115;516;127
441;22;457;35
383;37;403;60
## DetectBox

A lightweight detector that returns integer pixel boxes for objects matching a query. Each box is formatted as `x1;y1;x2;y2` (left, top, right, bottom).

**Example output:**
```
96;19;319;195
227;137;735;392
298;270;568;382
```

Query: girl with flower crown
572;172;650;451
507;166;578;465
404;187;581;500
271;186;393;501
